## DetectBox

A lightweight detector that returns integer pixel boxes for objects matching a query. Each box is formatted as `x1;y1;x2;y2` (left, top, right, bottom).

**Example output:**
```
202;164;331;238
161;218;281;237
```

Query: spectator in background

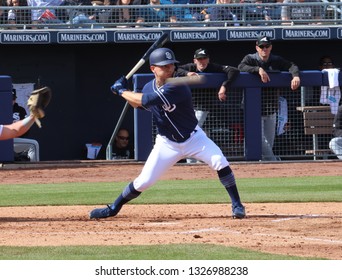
135;15;145;26
245;0;272;26
90;0;113;24
266;0;283;22
112;128;134;159
281;0;323;25
189;0;215;21
138;0;168;26
1;0;8;25
63;0;105;27
113;0;141;27
329;105;342;159
161;0;193;23
204;0;239;26
12;88;40;161
238;36;300;161
7;0;31;28
26;0;64;25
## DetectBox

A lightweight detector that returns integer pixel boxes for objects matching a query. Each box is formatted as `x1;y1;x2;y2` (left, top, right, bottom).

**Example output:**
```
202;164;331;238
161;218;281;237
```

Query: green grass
0;245;320;260
0;176;341;206
0;176;340;260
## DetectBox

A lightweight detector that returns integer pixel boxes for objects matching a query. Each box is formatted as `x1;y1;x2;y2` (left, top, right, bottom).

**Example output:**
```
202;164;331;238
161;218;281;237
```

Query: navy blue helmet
149;48;179;66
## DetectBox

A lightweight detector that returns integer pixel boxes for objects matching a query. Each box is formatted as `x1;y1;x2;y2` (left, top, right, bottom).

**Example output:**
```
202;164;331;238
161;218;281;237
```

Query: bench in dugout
296;106;335;160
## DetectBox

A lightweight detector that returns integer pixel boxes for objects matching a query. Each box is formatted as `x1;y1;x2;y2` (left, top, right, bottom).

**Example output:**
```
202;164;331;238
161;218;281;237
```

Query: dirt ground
0;161;341;259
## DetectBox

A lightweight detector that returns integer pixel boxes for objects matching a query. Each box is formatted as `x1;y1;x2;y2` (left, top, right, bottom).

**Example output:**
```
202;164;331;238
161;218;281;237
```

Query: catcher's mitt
27;86;52;128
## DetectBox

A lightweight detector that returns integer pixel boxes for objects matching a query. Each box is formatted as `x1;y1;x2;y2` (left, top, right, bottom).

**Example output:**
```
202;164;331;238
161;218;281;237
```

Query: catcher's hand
27;86;52;128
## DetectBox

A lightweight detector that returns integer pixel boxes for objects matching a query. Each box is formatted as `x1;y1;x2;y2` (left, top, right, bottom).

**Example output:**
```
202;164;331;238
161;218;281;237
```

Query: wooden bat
166;75;207;86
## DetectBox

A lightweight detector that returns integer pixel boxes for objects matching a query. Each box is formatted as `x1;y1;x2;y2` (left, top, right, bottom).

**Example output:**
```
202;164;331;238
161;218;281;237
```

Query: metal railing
1;2;342;30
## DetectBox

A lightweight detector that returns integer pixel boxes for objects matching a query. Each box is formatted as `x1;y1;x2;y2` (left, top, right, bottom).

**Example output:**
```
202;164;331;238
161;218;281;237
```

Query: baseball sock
217;166;242;207
109;182;141;212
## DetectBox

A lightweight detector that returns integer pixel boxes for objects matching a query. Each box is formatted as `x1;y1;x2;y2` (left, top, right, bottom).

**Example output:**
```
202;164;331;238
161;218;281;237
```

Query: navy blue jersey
141;78;198;142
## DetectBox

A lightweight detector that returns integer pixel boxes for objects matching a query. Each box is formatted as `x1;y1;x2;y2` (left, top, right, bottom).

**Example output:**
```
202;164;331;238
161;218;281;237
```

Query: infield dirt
0;161;341;259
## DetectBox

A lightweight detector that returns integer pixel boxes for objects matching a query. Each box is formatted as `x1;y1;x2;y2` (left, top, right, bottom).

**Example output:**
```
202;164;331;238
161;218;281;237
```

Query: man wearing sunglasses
112;128;133;160
238;36;300;161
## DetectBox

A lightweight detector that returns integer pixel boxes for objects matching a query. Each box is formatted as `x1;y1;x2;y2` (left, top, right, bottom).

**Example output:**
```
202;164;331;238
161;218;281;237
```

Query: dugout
1;39;342;161
133;71;332;161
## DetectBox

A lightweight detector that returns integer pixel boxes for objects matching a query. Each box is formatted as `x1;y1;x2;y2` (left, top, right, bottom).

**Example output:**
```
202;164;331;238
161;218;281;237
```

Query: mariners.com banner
1;27;341;45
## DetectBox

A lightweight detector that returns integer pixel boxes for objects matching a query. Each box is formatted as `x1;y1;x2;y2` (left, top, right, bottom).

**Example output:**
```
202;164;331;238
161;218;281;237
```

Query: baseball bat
166;75;207;86
106;33;169;160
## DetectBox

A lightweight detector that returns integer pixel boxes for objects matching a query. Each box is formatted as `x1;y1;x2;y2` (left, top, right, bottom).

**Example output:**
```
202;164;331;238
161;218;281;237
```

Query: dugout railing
1;2;342;30
129;71;340;162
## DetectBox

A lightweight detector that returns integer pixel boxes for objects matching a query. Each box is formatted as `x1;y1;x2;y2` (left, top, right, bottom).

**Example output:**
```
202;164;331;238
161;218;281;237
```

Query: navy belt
170;130;197;143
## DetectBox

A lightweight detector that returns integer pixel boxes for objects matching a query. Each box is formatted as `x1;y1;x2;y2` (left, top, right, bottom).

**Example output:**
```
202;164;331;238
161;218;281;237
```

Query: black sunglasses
322;62;333;66
118;136;129;140
258;44;271;49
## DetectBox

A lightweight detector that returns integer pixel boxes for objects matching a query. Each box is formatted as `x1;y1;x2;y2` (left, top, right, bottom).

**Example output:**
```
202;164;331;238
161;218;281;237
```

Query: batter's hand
111;76;128;96
291;76;300;90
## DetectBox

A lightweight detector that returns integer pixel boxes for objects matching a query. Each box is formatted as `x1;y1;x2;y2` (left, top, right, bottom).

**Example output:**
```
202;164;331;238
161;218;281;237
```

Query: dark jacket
112;144;134;159
238;52;300;115
13;102;27;122
238;52;300;77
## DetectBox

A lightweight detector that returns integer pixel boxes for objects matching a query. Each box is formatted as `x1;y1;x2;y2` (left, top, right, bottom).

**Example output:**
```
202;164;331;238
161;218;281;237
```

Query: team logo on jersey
13;112;21;122
162;104;176;112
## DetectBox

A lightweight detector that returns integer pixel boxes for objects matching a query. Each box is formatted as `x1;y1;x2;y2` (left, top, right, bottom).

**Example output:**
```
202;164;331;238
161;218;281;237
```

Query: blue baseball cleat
89;205;119;219
232;205;246;219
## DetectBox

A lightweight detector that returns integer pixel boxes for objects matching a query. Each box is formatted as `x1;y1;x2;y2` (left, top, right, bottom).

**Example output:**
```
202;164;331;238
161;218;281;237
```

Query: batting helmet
149;48;179;66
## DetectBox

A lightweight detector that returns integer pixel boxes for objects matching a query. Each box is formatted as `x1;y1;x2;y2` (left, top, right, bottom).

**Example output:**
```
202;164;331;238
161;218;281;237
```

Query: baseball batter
90;48;245;219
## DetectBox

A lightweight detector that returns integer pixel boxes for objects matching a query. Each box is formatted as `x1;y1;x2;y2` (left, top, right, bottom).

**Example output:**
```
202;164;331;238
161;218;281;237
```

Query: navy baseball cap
194;48;209;59
256;36;272;46
149;48;179;66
